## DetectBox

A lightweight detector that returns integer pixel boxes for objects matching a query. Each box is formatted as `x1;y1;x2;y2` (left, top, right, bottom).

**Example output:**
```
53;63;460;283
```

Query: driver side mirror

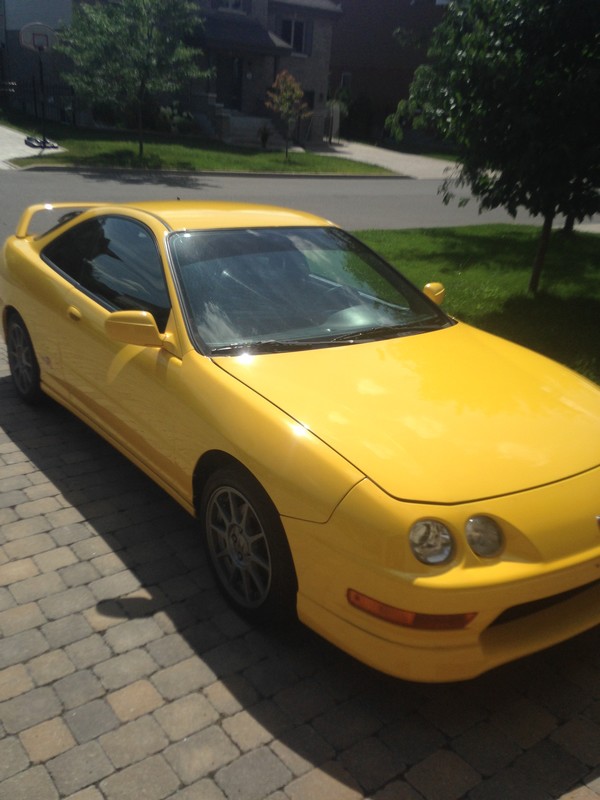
423;282;446;306
105;310;166;348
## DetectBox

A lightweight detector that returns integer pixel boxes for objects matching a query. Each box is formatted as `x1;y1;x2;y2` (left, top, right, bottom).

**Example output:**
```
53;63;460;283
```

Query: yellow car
2;201;599;682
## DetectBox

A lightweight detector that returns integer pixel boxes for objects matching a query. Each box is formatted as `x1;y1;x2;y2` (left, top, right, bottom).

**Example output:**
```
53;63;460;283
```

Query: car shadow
1;370;599;798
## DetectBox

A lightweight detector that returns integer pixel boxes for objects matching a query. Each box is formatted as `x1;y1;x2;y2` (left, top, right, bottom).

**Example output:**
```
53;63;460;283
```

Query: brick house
329;0;446;141
0;0;342;144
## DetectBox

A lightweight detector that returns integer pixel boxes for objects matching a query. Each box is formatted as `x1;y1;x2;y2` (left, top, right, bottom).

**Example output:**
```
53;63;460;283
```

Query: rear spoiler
15;203;101;239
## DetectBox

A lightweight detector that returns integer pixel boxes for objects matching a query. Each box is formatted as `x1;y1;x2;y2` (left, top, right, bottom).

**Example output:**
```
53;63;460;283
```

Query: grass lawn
357;225;600;384
2;113;390;174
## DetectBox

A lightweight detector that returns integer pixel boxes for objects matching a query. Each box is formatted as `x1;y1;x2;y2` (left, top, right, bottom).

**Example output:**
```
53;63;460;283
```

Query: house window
281;18;310;54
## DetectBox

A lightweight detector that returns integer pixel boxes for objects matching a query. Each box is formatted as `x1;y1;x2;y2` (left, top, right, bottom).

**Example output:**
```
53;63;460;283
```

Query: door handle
67;305;82;322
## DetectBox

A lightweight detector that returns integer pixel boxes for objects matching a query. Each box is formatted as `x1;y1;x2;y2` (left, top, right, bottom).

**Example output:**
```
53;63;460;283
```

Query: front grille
489;577;600;628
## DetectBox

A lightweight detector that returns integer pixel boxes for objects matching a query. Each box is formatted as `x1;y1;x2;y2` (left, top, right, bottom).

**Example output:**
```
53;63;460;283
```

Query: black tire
200;465;298;623
6;313;42;404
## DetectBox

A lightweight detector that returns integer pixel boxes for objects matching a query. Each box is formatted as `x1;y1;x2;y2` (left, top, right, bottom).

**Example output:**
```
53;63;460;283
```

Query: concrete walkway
0;123;60;168
315;138;457;180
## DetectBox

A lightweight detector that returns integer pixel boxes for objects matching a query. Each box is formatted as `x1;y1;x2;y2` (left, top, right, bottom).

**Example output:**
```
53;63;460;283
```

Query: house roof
201;11;292;55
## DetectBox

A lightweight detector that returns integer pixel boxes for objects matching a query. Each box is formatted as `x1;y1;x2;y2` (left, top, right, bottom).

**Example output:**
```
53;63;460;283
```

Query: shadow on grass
467;292;600;383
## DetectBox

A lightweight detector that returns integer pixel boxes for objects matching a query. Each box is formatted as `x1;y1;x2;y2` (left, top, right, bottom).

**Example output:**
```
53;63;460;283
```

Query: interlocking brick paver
88;571;141;601
339;737;403;794
204;676;259;717
0;764;59;800
0;664;34;701
153;694;219;741
169;780;227;800
0;600;45;635
406;749;480;800
59;562;101;588
1;515;51;542
152;656;217;700
99;716;169;768
275;678;336;725
452;722;522;776
34;546;78;573
65;634;111;670
9;571;66;604
54;669;104;710
100;754;179;800
0;557;38;586
3;341;600;800
19;717;76;762
63;788;105;800
552;718;600;767
107;679;164;721
0;736;29;781
285;761;363;800
103;617;163;654
65;699;120;744
270;724;335;777
4;533;55;559
28;650;75;686
94;648;158;690
0;687;62;734
513;739;588;796
164;726;239;783
51;524;93;547
215;747;292;800
47;741;114;796
147;631;195;668
490;697;558;749
42;613;94;648
39;586;96;620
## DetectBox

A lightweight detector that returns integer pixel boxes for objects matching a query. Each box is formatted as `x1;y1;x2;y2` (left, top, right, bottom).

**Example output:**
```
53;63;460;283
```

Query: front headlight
465;515;504;558
409;519;454;565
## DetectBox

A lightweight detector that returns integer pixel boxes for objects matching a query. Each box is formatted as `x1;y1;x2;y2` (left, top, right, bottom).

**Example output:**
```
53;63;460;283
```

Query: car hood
213;323;600;503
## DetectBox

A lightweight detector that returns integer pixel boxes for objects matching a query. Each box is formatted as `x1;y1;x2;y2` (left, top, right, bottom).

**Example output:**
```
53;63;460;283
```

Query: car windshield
168;226;452;355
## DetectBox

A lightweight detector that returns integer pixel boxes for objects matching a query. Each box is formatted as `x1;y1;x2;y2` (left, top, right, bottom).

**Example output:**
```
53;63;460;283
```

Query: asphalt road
0;166;540;243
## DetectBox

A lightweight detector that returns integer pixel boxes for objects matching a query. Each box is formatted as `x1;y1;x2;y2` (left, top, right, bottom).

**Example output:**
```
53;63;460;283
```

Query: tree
265;70;311;160
57;0;207;158
388;0;600;293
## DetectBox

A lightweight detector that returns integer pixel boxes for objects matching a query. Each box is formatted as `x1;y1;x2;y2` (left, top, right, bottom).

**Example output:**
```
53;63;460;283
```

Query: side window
43;216;171;331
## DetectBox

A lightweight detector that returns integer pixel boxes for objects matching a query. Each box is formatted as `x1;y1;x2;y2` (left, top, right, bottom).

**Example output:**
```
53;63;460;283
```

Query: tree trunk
528;213;554;294
137;104;144;160
563;213;575;235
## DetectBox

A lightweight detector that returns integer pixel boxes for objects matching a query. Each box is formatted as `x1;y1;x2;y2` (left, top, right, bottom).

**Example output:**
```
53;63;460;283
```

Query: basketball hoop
19;23;58;148
19;22;56;53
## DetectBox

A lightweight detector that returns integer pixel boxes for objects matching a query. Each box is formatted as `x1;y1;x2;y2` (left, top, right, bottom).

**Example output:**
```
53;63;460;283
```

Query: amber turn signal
347;589;477;630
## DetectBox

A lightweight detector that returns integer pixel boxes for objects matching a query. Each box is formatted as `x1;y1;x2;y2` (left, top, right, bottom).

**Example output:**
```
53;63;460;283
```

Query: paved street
2;340;600;800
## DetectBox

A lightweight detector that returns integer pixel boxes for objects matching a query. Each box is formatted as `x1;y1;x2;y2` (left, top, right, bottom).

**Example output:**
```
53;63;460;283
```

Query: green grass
357;225;600;384
2;113;390;174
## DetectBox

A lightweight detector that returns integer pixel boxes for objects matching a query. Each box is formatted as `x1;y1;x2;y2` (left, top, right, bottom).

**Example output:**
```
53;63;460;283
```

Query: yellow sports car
2;201;599;682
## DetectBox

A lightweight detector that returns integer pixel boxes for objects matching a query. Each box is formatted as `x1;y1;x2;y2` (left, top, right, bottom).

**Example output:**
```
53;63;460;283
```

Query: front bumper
284;466;600;682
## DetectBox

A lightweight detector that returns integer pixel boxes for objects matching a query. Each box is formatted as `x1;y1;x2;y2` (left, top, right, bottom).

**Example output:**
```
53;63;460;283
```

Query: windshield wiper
331;321;443;343
210;339;324;355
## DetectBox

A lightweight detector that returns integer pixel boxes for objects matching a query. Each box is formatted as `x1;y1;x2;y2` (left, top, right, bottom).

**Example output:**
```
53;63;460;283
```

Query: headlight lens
465;515;504;558
409;520;454;565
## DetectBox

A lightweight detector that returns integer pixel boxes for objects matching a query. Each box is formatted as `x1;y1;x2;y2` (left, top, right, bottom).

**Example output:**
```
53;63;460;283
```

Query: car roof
15;201;336;240
130;201;335;232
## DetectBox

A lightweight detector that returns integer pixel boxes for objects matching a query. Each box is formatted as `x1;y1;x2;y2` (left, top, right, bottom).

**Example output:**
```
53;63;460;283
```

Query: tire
6;313;42;404
200;466;298;623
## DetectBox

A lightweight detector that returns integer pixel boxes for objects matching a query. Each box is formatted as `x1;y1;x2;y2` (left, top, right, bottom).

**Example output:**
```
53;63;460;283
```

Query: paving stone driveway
1;341;600;800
